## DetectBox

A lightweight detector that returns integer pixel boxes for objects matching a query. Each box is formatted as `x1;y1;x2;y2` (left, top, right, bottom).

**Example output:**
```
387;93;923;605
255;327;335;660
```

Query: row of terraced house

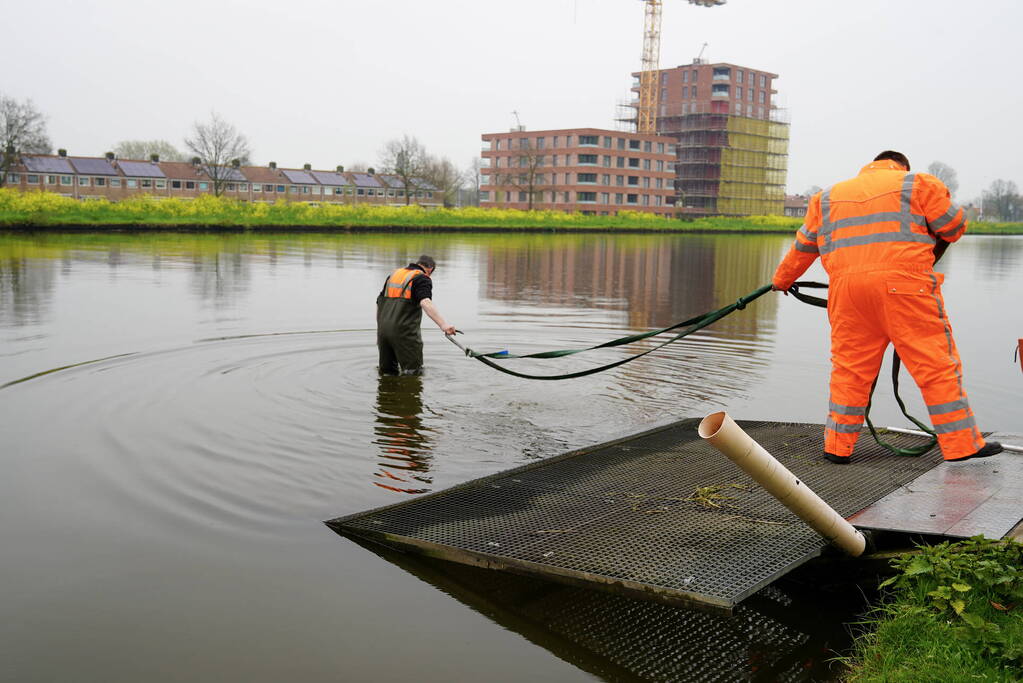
1;151;440;206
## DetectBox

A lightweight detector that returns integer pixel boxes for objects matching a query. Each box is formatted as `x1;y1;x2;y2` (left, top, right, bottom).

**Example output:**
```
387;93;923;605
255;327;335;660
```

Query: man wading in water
376;255;456;375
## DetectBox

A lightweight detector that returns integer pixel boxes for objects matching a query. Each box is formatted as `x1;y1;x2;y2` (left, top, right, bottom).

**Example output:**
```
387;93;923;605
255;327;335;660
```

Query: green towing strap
449;284;772;381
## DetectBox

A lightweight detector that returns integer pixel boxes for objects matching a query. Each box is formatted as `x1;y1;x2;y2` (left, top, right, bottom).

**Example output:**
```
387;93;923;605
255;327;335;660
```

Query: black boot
946;442;1003;462
823;452;850;464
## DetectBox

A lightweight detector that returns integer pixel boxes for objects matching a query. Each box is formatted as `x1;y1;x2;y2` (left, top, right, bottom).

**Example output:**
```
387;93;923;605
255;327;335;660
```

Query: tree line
0;93;477;207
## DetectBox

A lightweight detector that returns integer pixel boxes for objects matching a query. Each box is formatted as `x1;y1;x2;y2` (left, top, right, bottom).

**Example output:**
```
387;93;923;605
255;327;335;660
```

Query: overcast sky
4;0;1020;200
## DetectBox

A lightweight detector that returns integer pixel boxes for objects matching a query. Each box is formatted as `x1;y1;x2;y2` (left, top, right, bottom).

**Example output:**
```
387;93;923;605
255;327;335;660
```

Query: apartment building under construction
628;60;790;217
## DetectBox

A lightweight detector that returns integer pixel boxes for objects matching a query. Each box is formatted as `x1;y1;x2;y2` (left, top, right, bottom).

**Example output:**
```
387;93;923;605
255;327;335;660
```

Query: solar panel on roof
69;158;118;175
204;166;246;182
117;161;166;178
311;171;351;186
281;169;316;184
352;173;382;188
379;175;407;188
22;156;74;173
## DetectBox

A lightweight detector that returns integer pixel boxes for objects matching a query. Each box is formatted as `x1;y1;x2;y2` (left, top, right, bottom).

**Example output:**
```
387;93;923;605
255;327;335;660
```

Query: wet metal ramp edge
328;419;941;613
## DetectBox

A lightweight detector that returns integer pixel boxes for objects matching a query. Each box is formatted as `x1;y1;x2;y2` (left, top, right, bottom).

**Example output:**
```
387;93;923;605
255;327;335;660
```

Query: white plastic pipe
698;411;866;557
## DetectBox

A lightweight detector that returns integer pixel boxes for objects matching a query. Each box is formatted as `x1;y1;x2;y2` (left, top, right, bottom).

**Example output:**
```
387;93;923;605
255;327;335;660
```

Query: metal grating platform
327;419;945;613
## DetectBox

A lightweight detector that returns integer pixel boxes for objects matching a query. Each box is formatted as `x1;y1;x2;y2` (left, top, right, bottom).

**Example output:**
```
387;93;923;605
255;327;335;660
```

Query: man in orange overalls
773;151;1001;464
376;255;456;375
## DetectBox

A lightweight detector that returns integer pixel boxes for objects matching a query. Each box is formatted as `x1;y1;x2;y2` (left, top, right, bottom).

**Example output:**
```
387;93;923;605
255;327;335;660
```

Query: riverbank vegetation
845;536;1023;681
3;190;1021;234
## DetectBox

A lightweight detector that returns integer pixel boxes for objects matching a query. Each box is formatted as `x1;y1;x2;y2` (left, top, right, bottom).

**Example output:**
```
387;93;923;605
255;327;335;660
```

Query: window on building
578;154;598;165
479;191;490;201
657;142;664;154
760;74;767;88
747;104;754;116
759;90;766;104
172;180;182;189
185;181;195;189
601;174;610;185
601;192;610;204
198;182;208;191
691;70;698;82
748;87;754;101
627;176;639;186
692;86;698;98
518;156;526;168
656;160;664;172
552;136;558;148
45;175;56;184
713;66;730;81
712;84;729;97
656;178;663;189
126;179;138;188
616;157;625;168
237;183;246;191
643;177;650;188
682;70;689;83
289;185;298;193
27;174;39;184
565;135;573;146
628;158;640;168
562;191;570;202
357;188;364;196
616;175;624;186
263;184;273;192
110;178;121;188
627;194;638;204
518;138;528;149
660;72;667;85
7;173;19;183
252;183;262;192
736;70;744;84
643;159;651;170
227;183;236;191
682;86;688;99
603;136;612;148
629;140;640;150
367;189;375;196
536;137;545;149
643;141;651;153
660;88;667;102
655;196;663;206
617;138;626;150
346;187;353;195
642;195;650;206
518;191;527;202
141;179;152;188
276;185;285;193
735;103;742;115
579;135;598;146
577;191;596;202
757;107;764;119
578;173;597;183
615;192;623;204
94;177;106;187
600;155;610;167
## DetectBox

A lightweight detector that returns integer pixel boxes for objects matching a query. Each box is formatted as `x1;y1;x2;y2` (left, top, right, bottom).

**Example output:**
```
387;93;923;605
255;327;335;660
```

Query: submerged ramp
328;419;954;613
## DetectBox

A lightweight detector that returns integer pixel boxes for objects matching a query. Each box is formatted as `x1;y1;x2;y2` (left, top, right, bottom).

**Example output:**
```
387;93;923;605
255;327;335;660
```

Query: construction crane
636;0;725;135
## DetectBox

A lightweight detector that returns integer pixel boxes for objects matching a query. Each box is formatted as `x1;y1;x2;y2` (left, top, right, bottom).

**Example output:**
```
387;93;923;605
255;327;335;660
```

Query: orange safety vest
774;160;967;288
382;267;425;300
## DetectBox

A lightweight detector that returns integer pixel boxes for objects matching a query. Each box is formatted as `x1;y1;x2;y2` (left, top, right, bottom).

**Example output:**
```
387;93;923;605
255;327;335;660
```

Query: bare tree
804;185;822;197
982;179;1022;222
926;161;959;198
496;138;549;210
464;157;482;207
379;134;428;205
184;112;251;197
112;139;186;162
422;156;464;207
0;94;51;188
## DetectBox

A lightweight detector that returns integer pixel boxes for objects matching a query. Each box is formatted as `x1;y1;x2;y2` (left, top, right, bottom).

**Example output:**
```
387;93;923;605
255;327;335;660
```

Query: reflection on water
0;230;1019;682
373;374;434;494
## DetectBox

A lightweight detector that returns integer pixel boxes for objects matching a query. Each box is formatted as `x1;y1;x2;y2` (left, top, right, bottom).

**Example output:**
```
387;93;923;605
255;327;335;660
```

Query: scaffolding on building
618;99;790;216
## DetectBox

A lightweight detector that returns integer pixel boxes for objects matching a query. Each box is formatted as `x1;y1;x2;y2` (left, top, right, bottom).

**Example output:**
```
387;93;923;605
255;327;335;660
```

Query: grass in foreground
845;536;1023;682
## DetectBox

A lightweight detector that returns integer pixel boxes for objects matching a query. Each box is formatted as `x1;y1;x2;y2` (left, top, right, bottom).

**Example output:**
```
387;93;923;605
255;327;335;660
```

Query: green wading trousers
376;293;424;375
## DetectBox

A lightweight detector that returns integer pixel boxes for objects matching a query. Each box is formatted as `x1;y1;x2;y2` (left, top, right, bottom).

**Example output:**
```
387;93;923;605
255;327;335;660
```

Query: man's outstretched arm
420;298;456;335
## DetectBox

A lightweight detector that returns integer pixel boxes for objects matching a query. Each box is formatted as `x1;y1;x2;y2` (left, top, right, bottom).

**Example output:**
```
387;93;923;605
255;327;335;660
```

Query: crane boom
636;0;726;135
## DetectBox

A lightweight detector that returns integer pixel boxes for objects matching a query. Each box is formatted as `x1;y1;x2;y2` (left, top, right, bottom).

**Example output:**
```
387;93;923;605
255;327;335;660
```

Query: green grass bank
2;190;1021;234
845;537;1023;681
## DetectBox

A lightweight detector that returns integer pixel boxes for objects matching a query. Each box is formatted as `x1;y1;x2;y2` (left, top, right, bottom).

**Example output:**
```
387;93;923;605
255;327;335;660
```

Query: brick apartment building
1;151;440;206
630;60;790;217
479;128;677;217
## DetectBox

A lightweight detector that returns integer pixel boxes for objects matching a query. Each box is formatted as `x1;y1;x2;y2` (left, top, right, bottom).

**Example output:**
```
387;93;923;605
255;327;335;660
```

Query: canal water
1;231;1019;681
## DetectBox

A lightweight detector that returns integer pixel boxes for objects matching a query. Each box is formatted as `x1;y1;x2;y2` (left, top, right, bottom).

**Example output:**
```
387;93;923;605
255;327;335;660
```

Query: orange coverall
773;160;986;461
